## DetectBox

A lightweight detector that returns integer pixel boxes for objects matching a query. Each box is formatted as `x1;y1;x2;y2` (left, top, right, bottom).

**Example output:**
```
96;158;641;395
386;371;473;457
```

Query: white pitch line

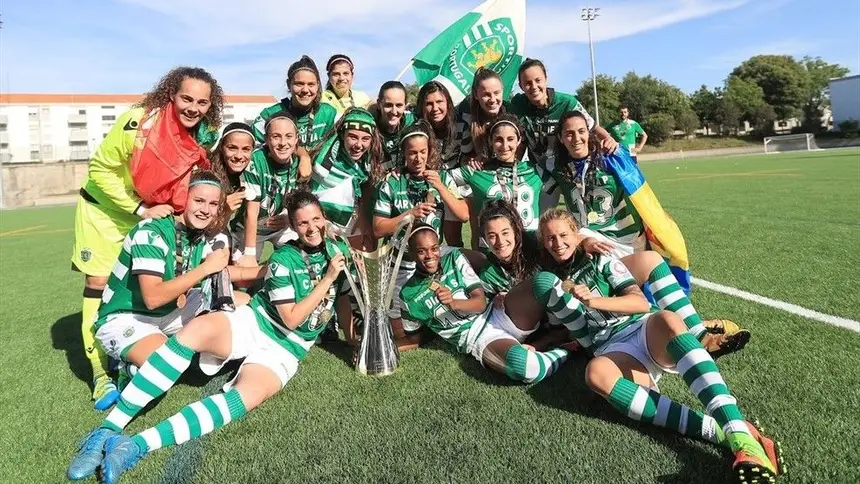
692;277;860;333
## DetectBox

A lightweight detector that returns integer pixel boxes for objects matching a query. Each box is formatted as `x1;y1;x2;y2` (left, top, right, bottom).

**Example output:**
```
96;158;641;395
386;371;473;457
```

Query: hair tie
327;56;354;71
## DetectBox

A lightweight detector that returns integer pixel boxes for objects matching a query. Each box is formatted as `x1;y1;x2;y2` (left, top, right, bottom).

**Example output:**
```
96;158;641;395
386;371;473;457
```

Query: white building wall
829;75;860;129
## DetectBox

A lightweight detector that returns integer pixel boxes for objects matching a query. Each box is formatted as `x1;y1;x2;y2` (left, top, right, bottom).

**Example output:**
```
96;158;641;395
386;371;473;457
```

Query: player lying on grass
231;113;304;266
531;209;785;483
543;110;750;358
92;170;262;392
67;191;355;484
398;224;572;383
373;121;469;350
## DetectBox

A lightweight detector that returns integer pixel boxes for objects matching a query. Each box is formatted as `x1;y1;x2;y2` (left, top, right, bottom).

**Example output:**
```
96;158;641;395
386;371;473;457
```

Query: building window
78;109;87;115
101;105;115;110
28;107;39;120
102;115;116;121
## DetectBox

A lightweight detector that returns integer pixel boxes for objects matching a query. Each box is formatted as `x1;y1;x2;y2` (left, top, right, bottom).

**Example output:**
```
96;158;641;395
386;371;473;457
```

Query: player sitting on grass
67;191;355;483
531;209;785;483
543;110;749;359
373;121;469;350
398;224;572;384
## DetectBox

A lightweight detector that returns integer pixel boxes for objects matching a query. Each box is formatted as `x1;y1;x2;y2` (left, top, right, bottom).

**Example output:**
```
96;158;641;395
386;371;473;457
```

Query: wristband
243;247;257;256
134;203;147;216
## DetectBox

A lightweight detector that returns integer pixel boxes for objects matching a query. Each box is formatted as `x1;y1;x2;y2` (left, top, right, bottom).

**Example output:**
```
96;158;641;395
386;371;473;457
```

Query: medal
319;307;333;325
429;280;441;292
561;279;576;294
177;294;187;308
425;191;436;204
587;211;599;224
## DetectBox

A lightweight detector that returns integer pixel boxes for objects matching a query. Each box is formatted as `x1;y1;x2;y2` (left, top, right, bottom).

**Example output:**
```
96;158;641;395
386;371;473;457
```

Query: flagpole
394;60;414;82
581;7;601;127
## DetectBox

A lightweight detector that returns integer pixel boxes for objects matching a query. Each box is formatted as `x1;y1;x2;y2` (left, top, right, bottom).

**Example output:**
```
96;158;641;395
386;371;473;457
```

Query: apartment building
0;93;277;164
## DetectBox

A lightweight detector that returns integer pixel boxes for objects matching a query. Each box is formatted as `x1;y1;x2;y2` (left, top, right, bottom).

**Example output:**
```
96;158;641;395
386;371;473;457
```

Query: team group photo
2;0;859;483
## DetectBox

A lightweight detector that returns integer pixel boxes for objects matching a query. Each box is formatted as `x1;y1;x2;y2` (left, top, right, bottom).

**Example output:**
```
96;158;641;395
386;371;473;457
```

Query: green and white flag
411;0;526;105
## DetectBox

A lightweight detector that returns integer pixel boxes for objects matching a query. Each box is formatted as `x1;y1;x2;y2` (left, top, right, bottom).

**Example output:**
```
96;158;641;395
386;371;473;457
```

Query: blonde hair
537;208;580;248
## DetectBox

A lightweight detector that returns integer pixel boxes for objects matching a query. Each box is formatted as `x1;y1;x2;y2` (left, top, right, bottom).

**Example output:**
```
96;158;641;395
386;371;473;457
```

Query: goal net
763;133;822;154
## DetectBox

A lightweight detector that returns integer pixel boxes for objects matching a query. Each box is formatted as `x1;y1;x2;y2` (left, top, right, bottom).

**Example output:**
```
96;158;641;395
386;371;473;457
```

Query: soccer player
606;106;648;163
209;121;256;214
510;58;618;211
414;81;463;247
252;55;337;150
71;67;223;410
373;121;469;349
543;110;750;358
450;115;543;248
310;107;385;251
372;81;415;172
399;224;572;383
66;191;354;484
321;54;373;118
231;113;304;266
531;209;784;483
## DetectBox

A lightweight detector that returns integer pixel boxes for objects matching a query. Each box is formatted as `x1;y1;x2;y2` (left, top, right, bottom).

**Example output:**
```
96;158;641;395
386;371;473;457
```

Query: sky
1;0;858;98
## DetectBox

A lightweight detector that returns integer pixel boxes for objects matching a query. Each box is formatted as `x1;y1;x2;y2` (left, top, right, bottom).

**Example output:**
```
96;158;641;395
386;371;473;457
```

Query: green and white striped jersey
373;170;459;244
230;148;300;236
541;156;644;247
96;218;209;327
450;159;543;231
549;252;647;350
379;111;416;173
509;89;594;164
399;249;488;354
249;239;351;360
310;140;371;228
251;99;338;148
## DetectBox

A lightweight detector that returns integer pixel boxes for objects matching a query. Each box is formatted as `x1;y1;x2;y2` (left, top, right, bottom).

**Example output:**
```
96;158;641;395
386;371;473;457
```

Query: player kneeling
66;191;354;483
398;224;572;383
531;209;785;483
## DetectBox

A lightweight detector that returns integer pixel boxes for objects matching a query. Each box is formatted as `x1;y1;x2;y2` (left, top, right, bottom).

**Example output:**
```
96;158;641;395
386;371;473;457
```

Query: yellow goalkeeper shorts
71;193;139;277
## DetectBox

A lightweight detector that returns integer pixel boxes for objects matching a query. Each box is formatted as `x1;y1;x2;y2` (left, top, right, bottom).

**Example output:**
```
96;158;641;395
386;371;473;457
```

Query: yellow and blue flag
603;149;691;295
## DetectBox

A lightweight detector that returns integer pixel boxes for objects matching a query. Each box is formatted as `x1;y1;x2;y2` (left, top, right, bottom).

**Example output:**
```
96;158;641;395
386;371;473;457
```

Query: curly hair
399;119;440;173
187;169;229;237
486;113;527;162
551;110;604;205
479;199;536;283
136;66;224;131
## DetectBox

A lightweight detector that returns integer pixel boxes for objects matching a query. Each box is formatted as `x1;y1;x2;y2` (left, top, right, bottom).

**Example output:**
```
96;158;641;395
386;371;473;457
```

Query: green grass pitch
0;149;858;483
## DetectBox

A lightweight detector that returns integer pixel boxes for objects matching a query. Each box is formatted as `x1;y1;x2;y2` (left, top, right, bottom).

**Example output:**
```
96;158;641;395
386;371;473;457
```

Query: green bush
838;119;859;138
642;113;675;144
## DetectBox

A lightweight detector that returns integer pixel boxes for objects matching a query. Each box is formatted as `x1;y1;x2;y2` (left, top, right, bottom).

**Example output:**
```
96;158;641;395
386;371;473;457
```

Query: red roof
0;93;275;104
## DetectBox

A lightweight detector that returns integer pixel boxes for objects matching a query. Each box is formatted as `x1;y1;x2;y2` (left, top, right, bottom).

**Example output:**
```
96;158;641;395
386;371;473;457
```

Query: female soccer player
543;110;749;358
71;66;223;410
398;224;572;383
530;209;784;483
373;121;469;348
451;115;543;248
321;54;372;118
310;107;385;251
415;81;463;246
252;55;338;149
231;113;304;266
210;121;256;214
372;81;415;172
66;191;354;484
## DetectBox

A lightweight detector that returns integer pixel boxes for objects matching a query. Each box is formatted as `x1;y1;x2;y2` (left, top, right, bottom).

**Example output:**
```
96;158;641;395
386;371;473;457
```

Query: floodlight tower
581;7;601;126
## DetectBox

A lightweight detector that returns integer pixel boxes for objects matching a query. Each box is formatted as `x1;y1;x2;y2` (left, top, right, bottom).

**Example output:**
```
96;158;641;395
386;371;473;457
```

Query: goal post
763;133;822;154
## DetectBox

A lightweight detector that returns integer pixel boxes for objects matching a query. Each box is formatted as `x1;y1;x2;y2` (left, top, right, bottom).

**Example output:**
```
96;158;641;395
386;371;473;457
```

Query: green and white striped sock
607;377;725;445
532;272;590;348
504;345;569;383
131;388;247;453
648;262;706;338
667;333;750;449
101;338;194;432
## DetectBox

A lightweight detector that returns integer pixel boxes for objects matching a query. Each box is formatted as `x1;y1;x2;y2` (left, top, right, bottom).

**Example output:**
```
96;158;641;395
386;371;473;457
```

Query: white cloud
698;39;821;70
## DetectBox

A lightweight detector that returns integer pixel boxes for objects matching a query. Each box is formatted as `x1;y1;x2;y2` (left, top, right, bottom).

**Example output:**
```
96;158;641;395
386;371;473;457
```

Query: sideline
692;277;860;333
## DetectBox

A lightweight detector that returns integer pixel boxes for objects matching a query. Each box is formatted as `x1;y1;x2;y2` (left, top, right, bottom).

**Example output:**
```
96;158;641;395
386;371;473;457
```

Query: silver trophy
326;214;415;376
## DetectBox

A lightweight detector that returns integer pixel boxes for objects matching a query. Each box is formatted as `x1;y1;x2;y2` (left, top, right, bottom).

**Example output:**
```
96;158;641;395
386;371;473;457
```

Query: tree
575;74;620;125
690;85;720;135
676;109;700;136
801;56;850;131
717;95;742;135
730;55;808;119
643;113;675;144
617;72;692;127
723;75;766;124
404;82;420;107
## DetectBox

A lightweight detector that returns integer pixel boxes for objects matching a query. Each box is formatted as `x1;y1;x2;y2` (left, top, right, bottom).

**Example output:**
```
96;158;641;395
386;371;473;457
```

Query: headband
290;66;317;77
221;127;254;141
327;56;354;71
265;114;297;132
408;224;438;241
490;119;521;139
189;179;223;189
340;108;376;134
400;130;429;144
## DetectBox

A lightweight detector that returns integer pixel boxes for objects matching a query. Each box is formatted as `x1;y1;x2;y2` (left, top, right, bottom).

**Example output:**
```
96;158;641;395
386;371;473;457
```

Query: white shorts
593;315;677;388
198;305;300;390
577;227;644;259
466;308;517;364
487;302;538;343
230;227;298;262
96;289;205;360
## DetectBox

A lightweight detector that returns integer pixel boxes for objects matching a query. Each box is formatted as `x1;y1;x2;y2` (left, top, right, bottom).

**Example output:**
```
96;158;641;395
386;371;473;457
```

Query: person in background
71;66;223;411
606;106;648;163
321;54;372;119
